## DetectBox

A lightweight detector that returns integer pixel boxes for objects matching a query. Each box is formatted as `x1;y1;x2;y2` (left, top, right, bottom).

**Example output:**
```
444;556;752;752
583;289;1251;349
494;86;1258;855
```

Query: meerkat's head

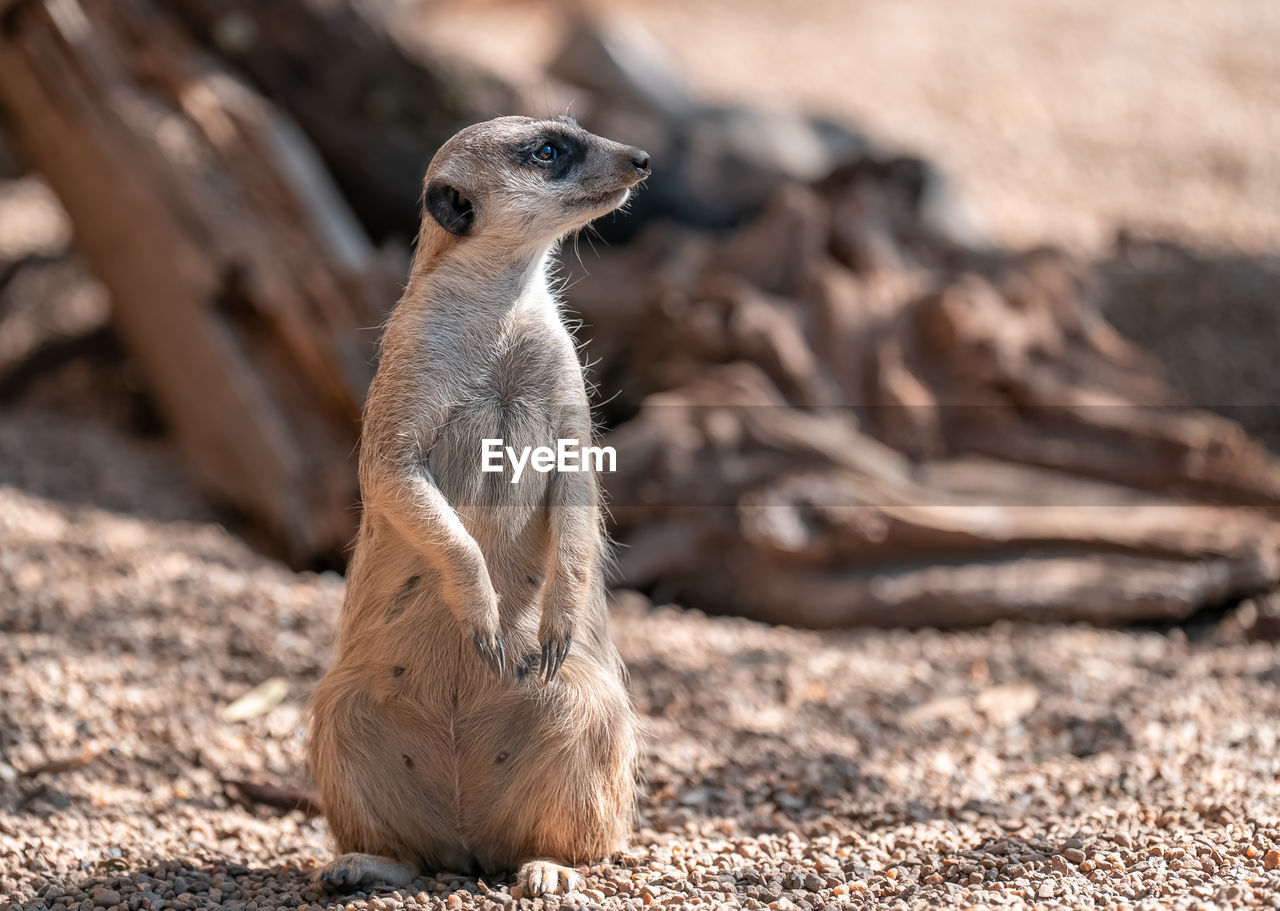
420;116;651;251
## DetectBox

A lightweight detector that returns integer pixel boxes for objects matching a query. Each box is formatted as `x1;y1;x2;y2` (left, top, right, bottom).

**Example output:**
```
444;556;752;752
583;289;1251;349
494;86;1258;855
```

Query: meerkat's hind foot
314;853;418;893
515;858;583;897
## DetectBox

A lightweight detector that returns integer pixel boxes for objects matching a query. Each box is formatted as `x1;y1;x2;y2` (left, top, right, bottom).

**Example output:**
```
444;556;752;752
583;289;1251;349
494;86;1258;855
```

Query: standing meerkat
306;116;649;897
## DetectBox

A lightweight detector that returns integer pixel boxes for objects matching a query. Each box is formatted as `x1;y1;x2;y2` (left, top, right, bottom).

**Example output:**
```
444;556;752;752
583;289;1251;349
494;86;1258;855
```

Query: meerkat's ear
424;180;475;237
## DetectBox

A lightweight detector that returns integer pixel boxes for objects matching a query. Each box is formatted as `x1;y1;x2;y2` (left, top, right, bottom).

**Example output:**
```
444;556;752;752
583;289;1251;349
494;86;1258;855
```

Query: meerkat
306;116;650;897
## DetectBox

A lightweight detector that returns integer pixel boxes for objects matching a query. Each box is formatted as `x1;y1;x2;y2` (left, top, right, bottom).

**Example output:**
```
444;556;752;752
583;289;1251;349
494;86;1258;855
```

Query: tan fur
306;117;649;896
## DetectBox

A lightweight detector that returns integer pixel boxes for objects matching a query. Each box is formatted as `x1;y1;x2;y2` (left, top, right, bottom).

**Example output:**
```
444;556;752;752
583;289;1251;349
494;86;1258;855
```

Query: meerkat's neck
403;227;560;325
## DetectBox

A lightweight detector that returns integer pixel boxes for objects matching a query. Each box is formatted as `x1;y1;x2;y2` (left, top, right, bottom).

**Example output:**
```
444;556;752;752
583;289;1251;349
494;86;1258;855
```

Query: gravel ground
3;417;1280;911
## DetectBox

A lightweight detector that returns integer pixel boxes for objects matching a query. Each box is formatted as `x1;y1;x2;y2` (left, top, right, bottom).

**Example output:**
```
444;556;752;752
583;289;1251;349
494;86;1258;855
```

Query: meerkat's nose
629;149;651;177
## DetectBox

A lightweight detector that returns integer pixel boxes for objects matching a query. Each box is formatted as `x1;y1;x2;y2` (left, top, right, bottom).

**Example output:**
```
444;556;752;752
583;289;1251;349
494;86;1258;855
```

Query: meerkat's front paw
536;599;577;683
537;559;586;683
459;583;505;677
538;633;572;684
471;627;506;676
516;859;583;897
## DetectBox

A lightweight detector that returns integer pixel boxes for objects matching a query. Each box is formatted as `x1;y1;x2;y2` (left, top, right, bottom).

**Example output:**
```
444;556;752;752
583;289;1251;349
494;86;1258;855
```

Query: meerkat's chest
427;328;586;509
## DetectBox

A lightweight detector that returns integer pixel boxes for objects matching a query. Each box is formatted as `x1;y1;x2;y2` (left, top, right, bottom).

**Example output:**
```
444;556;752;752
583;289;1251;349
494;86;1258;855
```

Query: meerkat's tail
221;778;323;816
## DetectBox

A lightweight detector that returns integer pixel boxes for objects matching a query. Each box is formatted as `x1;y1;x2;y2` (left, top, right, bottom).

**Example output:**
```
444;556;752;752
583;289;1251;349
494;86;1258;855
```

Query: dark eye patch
510;131;587;180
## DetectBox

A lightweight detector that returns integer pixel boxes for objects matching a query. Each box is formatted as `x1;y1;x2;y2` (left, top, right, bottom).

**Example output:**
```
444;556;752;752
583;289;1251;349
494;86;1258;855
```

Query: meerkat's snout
613;146;651;197
575;142;651;216
598;142;651;184
629;148;652;177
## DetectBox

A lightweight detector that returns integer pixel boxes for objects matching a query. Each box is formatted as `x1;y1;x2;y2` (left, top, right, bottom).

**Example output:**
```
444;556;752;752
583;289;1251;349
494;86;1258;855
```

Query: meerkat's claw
472;630;505;677
539;635;572;684
554;636;571;679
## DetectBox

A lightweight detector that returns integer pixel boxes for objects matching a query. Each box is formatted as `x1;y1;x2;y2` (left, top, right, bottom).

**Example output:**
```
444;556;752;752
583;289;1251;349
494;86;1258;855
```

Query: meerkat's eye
534;143;560;162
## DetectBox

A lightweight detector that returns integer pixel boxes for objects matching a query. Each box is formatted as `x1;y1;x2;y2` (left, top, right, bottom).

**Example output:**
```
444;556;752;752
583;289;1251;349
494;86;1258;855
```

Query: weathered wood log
0;0;398;562
164;0;514;243
602;364;1280;627
568;167;1280;625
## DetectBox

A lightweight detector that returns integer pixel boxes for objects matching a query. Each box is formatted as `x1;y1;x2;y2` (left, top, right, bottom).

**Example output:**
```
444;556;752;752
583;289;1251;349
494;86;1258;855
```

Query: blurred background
413;0;1280;253
2;0;1277;627
2;1;1280;907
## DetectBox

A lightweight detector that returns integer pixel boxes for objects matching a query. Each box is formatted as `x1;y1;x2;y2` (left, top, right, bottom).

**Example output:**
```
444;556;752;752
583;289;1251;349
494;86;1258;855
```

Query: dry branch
163;0;514;243
570;171;1280;626
0;0;399;561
